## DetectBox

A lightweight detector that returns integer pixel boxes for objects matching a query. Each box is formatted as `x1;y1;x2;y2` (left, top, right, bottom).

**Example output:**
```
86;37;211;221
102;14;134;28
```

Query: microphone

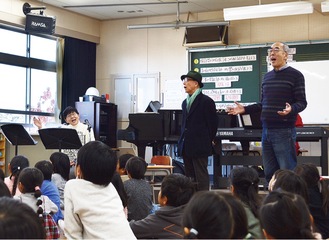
84;119;92;132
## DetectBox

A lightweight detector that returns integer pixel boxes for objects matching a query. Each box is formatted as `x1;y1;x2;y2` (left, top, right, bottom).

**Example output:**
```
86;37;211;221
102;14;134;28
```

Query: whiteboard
289;60;329;124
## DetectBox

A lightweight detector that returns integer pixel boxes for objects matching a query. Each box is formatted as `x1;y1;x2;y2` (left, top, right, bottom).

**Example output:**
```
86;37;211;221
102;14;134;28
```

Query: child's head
182;191;233;239
125;156;147;180
221;193;249;239
76;140;117;186
260;190;314;239
272;169;309;203
111;172;127;208
229;166;260;217
0;197;46;239
0;169;5;181
8;155;29;196
9;155;29;177
18;167;51;228
35;160;53;181
158;173;195;207
18;167;44;194
0;181;11;198
268;169;284;192
117;153;134;175
294;163;321;188
294;163;329;214
49;152;70;181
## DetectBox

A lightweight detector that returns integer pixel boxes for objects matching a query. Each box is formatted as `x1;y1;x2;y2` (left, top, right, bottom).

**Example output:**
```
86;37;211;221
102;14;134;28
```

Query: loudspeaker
184;25;228;47
25;13;56;35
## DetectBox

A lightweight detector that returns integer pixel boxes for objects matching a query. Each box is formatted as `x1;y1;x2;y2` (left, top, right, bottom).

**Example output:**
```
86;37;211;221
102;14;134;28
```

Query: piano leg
213;140;223;189
137;145;146;159
240;140;250;155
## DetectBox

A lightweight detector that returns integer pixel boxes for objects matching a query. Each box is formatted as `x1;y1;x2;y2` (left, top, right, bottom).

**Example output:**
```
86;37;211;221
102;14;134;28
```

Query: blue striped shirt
245;66;307;128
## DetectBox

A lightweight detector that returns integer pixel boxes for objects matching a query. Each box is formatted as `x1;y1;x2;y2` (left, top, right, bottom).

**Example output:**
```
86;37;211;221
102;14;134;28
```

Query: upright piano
117;110;182;158
214;127;329;188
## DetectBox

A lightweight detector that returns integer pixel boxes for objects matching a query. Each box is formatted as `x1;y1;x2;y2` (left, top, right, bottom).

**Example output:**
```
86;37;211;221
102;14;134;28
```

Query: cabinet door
114;76;133;121
114;73;160;121
134;73;160;113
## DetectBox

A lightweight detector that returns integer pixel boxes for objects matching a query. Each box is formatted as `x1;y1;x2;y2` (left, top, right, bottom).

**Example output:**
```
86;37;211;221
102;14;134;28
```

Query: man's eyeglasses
182;78;194;83
267;48;285;54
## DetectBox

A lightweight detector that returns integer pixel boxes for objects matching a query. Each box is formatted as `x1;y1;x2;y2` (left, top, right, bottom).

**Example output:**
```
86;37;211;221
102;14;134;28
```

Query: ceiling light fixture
127;21;229;30
321;1;329;12
127;1;229;30
223;1;313;21
63;1;188;8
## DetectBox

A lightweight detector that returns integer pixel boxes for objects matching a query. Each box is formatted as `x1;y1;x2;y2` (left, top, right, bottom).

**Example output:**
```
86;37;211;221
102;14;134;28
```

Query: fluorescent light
223;1;313;21
127;21;229;30
322;1;329;12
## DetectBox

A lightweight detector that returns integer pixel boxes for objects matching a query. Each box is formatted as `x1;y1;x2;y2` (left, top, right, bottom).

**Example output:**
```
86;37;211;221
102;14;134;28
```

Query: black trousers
182;153;209;191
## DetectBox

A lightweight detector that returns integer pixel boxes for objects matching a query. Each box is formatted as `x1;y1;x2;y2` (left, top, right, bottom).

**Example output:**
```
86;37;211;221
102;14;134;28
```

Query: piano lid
125;113;164;141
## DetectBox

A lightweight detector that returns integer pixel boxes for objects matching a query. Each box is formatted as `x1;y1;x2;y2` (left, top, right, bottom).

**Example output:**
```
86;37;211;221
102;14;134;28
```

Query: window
0;26;59;127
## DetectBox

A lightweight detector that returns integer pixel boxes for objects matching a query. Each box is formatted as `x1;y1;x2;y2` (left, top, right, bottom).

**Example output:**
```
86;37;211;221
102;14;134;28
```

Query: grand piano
117;110;237;158
214;127;329;188
117;110;182;158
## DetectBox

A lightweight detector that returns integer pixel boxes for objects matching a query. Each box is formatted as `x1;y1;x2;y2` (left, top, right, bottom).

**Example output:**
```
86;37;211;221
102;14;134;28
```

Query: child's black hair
230;166;261;218
77;140;117;186
160;173;195;207
125;156;147;180
0;197;46;239
260;190;315;239
18;167;44;221
111;172;128;208
182;191;233;239
118;153;135;173
9;155;29;196
0;181;11;198
35;160;53;181
272;169;309;204
49;152;70;181
294;163;329;215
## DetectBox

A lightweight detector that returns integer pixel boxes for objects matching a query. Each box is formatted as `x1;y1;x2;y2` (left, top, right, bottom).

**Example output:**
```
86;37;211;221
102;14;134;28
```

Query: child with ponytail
4;155;29;196
14;167;59;239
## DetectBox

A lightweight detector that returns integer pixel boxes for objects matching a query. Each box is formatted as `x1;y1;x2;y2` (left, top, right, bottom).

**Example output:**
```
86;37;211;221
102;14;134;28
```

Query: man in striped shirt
227;41;307;184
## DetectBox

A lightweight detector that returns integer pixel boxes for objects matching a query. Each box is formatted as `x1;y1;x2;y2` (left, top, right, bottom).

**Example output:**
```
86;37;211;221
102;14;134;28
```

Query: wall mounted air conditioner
183;25;228;48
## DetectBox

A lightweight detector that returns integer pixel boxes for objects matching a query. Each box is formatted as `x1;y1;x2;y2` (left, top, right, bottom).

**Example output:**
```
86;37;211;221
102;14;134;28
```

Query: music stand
0;123;38;156
38;128;82;152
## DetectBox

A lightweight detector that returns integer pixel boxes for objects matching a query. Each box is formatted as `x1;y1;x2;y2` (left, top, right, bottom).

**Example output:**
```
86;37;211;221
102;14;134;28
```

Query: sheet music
242;114;252;126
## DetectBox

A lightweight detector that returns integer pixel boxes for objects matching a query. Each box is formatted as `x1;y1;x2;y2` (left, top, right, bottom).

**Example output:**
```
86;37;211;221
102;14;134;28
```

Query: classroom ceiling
35;0;324;21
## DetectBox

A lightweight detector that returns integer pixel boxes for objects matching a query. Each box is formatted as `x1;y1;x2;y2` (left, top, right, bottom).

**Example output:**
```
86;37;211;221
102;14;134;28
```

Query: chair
150;155;172;166
148;155;172;184
148;155;172;203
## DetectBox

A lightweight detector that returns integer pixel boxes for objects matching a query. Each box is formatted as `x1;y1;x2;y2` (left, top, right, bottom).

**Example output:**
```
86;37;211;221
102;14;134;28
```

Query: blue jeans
262;127;297;182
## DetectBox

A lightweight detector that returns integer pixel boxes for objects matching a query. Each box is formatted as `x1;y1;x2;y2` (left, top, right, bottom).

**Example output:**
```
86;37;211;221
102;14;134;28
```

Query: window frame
0;24;58;126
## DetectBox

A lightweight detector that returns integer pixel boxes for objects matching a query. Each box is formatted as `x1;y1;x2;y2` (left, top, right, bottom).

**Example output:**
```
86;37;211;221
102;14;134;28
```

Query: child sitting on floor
124;156;153;221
